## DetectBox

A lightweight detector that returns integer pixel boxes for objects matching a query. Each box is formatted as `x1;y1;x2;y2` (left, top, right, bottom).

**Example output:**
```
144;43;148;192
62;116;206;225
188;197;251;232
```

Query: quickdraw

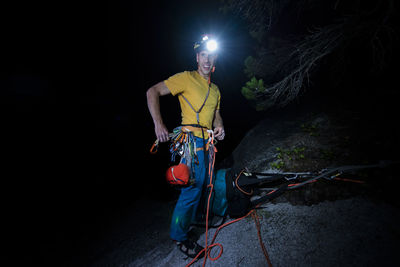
169;127;198;167
149;132;175;154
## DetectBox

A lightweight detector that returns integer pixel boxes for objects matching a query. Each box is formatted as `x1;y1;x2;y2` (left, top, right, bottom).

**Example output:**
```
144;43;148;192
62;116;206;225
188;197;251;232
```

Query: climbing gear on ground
176;239;205;259
185;160;397;267
225;161;396;217
166;163;191;186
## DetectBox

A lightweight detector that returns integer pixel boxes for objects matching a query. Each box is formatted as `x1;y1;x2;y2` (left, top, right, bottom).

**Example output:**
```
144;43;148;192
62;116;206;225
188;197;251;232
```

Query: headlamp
194;34;218;53
206;40;218;52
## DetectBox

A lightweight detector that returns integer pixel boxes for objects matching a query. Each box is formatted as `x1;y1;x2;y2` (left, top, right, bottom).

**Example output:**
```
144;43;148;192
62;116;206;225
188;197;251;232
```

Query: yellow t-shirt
164;71;221;137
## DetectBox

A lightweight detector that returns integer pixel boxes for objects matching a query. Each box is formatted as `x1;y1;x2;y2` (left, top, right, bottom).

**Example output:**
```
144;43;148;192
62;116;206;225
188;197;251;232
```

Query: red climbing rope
186;140;273;266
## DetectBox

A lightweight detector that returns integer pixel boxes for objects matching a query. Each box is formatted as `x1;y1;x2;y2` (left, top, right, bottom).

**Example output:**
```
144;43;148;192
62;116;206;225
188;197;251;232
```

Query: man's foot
176;239;205;259
187;227;202;242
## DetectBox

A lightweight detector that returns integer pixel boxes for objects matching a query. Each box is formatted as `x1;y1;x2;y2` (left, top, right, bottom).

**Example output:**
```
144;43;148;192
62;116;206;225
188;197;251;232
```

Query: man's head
194;35;218;78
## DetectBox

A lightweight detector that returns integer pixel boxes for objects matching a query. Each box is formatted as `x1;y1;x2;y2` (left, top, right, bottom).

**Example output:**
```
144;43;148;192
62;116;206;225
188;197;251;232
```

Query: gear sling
180;82;211;127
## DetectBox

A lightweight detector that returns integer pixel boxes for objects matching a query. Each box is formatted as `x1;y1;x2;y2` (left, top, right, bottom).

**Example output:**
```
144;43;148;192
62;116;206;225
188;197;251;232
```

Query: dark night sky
2;1;258;264
2;0;257;195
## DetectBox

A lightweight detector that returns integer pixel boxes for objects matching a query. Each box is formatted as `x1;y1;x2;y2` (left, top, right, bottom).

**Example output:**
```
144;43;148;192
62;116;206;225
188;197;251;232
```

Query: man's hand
213;126;225;141
155;122;169;143
146;81;171;143
213;109;225;141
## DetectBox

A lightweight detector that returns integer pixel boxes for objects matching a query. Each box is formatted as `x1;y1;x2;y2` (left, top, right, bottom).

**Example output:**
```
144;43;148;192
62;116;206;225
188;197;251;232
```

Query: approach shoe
176;239;205;259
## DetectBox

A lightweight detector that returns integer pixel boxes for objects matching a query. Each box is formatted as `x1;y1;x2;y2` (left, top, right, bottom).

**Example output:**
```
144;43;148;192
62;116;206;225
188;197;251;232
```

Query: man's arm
146;81;171;142
213;109;225;140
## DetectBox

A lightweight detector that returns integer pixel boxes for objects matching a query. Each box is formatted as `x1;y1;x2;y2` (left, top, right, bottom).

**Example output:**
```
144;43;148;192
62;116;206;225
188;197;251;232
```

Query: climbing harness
150;126;216;185
149;79;212;156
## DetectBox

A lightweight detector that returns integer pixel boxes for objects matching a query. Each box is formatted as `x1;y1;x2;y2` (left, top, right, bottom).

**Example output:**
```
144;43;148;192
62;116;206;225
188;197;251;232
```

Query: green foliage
270;146;307;170
241;84;256;101
241;77;266;101
270;160;285;170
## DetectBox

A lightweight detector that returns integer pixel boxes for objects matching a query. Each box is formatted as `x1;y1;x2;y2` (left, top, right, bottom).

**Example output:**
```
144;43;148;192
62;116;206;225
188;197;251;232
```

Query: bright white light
206;40;218;52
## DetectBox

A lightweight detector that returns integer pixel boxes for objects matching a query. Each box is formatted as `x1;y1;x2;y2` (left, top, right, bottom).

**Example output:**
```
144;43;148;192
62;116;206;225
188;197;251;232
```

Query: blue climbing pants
170;136;209;241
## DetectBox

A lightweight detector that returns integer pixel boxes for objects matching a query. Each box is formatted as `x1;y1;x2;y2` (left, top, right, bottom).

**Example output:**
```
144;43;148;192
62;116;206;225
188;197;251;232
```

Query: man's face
197;50;217;77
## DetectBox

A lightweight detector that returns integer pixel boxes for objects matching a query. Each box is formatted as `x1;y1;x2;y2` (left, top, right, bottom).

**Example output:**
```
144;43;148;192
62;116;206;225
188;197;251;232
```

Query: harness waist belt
181;125;210;138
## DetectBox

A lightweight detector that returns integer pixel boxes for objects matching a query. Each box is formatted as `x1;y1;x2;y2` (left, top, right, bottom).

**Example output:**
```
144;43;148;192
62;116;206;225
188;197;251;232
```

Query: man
146;34;225;258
